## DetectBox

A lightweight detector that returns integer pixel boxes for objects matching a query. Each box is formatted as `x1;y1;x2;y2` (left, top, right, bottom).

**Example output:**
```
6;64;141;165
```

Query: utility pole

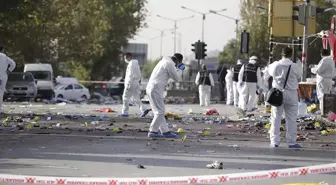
301;0;310;82
174;21;177;53
209;10;239;63
156;15;194;53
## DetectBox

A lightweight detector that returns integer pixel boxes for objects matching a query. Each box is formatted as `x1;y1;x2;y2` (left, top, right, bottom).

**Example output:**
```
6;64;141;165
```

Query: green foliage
67;61;90;81
142;59;160;78
307;0;335;65
0;0;147;80
239;0;270;64
218;39;237;64
218;0;334;66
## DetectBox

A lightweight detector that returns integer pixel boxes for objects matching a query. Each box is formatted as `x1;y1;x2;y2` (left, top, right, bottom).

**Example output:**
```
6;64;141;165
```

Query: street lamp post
181;6;227;42
156;15;194;53
136;34;167;59
209;10;240;62
149;27;175;57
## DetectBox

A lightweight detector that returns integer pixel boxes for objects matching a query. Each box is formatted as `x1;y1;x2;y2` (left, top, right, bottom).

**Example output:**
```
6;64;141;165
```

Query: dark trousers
219;82;226;101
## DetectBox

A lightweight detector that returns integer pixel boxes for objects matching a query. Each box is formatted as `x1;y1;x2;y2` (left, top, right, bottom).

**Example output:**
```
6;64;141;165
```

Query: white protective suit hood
249;56;258;64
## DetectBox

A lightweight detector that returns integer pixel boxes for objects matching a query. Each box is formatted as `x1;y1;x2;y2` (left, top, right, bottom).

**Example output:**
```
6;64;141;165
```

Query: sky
130;0;241;60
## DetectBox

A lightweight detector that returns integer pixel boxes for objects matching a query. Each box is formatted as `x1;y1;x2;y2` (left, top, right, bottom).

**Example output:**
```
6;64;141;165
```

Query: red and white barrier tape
0;163;335;185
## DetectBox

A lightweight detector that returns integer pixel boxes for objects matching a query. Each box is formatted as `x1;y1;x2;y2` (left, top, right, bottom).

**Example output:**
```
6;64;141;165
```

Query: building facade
124;43;148;66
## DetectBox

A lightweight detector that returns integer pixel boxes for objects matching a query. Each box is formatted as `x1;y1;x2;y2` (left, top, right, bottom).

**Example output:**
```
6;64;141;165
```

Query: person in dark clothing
232;60;244;107
196;64;215;106
216;65;227;101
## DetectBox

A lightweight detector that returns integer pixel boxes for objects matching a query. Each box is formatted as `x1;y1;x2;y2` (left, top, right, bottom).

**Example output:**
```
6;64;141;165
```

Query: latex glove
177;63;185;71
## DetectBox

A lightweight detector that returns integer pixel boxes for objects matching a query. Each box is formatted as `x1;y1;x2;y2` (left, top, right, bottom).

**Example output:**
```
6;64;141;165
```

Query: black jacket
217;66;227;83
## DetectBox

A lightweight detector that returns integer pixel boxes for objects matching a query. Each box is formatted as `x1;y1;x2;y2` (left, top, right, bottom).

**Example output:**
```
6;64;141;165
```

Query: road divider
0;163;335;184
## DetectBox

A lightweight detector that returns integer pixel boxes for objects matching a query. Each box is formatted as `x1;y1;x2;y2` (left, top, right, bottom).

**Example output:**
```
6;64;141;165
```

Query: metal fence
79;80;222;98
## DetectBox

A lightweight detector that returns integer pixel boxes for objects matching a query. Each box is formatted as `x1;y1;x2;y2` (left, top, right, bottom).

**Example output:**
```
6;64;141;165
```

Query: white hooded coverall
0;52;16;113
225;69;234;105
122;59;146;115
311;56;335;114
233;60;243;107
268;58;302;146
146;56;182;133
238;58;262;111
195;71;215;106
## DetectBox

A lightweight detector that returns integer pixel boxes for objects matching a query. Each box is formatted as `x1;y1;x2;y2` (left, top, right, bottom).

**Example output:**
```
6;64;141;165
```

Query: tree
239;0;270;64
89;0;148;80
218;39;237;64
0;0;147;80
142;59;160;78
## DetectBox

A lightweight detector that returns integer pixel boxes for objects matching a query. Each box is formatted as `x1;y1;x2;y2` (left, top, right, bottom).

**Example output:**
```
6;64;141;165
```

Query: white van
24;63;54;99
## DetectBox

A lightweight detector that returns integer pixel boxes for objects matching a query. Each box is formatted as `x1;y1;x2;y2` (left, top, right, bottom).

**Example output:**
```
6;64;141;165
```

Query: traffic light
292;4;305;25
311;7;325;17
297;36;303;51
191;42;198;59
200;42;207;59
269;37;274;63
191;40;203;60
293;4;326;25
241;30;249;54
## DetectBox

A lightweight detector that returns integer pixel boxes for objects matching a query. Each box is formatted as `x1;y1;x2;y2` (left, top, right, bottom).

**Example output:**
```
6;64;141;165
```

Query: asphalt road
0;103;335;185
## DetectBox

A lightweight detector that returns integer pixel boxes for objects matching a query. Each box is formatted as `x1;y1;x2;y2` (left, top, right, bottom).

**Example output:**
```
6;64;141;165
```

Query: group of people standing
217;47;303;148
224;56;263;112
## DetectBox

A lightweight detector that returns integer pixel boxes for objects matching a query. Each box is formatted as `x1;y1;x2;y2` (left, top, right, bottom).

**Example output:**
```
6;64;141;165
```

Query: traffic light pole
235;20;240;62
301;0;310;82
269;36;274;64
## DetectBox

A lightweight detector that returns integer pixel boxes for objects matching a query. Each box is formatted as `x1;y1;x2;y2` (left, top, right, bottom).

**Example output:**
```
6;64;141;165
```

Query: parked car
54;83;90;100
24;63;54;99
5;72;38;100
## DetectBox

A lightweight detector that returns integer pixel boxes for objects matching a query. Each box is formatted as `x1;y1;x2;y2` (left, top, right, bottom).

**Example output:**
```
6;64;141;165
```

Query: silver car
5;72;38;100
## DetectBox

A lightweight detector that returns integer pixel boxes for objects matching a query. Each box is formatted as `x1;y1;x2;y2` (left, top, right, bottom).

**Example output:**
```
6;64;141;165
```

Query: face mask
124;58;130;63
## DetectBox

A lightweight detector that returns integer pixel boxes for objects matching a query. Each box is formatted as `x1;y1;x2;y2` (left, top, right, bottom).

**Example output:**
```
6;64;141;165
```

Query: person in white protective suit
120;52;150;117
232;60;244;107
311;49;335;115
225;67;234;105
238;56;262;112
0;44;16;114
268;47;302;148
146;53;185;138
195;64;215;106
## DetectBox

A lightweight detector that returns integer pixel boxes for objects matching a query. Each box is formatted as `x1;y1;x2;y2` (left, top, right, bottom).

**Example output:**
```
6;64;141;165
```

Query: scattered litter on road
137;165;145;169
203;131;211;136
205;109;219;116
96;108;114;113
206;161;223;169
181;135;187;142
228;144;239;148
177;128;184;134
112;128;122;133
